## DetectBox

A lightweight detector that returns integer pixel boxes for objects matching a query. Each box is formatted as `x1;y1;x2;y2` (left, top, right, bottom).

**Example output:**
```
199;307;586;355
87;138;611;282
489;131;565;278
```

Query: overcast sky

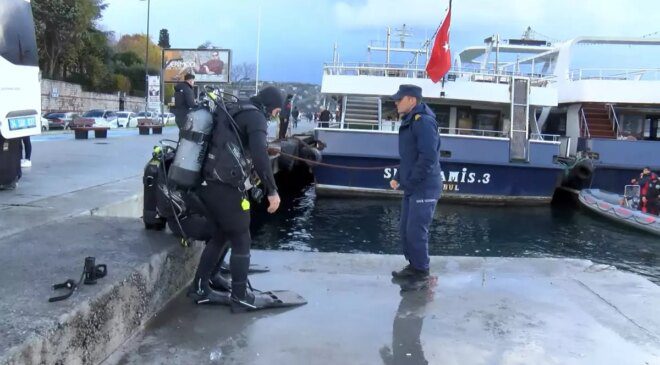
100;0;660;83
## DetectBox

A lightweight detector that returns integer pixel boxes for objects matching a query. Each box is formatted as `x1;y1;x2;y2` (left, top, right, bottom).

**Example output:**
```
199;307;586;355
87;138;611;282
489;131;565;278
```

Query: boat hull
578;189;660;236
314;155;563;204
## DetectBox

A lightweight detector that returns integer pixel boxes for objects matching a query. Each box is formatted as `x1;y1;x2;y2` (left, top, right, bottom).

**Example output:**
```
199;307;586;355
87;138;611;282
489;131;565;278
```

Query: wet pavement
104;251;660;365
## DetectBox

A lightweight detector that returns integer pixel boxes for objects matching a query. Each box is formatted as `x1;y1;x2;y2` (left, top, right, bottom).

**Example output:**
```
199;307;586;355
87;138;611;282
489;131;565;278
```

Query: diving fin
219;261;270;274
230;290;307;313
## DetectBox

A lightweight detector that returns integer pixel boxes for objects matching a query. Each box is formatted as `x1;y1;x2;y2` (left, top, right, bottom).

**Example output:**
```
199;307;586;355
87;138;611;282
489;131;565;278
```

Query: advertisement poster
147;75;160;111
163;49;231;83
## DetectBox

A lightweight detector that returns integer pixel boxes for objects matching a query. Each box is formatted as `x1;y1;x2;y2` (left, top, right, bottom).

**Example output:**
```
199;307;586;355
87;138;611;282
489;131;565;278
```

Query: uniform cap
391;84;422;101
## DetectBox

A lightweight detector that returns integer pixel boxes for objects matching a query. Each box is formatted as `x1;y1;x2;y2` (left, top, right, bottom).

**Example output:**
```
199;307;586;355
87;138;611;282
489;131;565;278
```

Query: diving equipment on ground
142;141;214;243
48;257;107;302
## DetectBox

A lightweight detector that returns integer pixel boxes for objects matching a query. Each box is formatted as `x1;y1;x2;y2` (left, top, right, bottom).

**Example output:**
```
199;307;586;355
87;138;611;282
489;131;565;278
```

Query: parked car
44;112;78;130
41;114;50;131
159;113;175;125
116;111;137;128
135;111;162;126
76;109;119;128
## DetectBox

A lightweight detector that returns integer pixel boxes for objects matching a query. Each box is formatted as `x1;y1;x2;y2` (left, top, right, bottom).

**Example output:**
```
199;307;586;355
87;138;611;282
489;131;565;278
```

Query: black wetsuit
193;101;278;300
645;177;660;216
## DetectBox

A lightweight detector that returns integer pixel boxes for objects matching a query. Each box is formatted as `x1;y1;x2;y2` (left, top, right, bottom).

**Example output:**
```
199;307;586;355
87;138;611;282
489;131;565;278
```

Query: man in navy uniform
389;84;442;283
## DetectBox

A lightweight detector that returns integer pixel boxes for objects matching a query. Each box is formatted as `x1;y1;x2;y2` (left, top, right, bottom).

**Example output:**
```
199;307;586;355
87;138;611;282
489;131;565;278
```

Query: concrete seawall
0;217;202;365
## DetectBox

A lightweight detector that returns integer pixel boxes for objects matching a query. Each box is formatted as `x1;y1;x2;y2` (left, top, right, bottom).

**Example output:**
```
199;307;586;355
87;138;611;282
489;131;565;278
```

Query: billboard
147;75;160;111
163;49;231;83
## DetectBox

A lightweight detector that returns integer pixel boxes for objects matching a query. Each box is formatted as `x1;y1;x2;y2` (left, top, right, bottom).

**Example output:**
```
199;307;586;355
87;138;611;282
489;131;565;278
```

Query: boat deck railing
569;68;660;81
439;127;508;138
323;63;556;86
530;133;562;142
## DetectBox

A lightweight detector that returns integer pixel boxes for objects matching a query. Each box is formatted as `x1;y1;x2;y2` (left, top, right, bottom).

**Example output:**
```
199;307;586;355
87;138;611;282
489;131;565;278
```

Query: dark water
251;186;659;284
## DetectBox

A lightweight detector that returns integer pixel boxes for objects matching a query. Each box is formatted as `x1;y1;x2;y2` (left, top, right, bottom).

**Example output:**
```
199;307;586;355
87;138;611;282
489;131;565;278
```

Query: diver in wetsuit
188;86;283;312
643;175;660;216
631;167;658;213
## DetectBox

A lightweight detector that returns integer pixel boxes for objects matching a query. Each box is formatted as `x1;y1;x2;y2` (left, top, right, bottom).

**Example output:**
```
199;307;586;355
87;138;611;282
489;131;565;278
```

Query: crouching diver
189;86;305;312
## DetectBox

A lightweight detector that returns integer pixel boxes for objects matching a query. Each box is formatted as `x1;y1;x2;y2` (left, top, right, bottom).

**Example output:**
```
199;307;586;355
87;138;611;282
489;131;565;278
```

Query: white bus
0;0;41;139
0;0;41;188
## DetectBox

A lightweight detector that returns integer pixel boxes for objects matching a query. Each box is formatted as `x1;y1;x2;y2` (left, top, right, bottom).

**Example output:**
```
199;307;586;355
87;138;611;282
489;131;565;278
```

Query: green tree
115;34;162;70
112;51;143;67
32;0;108;79
114;74;132;92
158;29;171;49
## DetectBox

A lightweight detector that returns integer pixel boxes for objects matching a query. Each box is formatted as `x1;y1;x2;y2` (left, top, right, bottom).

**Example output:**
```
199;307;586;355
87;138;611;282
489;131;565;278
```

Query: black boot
392;264;429;279
187;277;230;304
209;271;231;292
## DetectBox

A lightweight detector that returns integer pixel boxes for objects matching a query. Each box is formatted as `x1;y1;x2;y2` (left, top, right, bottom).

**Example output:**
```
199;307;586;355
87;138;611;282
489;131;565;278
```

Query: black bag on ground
143;144;213;241
143;156;167;230
165;190;214;242
203;101;258;189
0;135;22;189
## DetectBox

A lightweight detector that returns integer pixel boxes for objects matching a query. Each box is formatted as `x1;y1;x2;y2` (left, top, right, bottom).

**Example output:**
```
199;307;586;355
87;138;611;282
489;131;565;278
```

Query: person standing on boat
389;84;442;284
642;174;660;216
631;167;658;213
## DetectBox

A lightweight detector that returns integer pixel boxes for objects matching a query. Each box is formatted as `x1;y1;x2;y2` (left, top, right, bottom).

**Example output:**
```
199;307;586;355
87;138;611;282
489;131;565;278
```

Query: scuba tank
168;108;215;188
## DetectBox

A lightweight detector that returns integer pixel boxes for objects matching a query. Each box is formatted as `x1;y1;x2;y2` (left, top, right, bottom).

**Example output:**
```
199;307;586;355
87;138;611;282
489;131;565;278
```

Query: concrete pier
103;252;660;365
1;124;659;365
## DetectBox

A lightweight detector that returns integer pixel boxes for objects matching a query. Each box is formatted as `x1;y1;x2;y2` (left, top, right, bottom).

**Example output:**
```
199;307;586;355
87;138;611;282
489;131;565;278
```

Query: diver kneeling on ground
187;86;304;312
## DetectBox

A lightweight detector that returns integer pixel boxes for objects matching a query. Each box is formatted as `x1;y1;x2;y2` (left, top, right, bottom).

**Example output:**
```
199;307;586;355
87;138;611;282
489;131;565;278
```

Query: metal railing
322;120;510;137
530;133;561;142
323;63;556;85
580;108;591;138
569;68;660;81
607;103;622;139
439;127;507;138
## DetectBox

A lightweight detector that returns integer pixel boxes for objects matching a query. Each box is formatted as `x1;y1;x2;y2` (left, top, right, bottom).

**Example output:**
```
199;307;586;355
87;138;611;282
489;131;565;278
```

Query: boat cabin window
644;116;659;141
456;107;502;136
381;100;398;122
620;114;645;140
474;110;500;131
542;112;567;136
427;105;450;129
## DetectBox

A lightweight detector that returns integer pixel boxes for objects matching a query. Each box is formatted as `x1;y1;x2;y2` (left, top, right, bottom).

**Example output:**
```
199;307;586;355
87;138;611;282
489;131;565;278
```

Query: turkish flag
426;5;452;83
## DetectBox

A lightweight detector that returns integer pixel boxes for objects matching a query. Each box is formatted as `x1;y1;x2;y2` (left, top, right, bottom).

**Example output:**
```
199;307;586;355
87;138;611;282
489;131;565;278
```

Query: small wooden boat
578;189;660;236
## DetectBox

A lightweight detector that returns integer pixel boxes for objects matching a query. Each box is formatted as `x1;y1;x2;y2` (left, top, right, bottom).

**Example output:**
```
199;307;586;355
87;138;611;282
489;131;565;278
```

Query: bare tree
231;62;257;82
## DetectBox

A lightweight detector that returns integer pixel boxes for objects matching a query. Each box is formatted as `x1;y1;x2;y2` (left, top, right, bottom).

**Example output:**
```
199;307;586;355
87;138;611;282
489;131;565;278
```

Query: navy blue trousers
399;192;438;271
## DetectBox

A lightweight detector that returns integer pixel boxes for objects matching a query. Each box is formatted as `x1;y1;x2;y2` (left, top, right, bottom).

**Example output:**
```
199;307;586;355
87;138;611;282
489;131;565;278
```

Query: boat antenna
395;24;413;48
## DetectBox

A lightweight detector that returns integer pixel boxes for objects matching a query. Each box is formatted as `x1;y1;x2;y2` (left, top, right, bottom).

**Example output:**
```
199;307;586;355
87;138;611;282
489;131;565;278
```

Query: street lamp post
255;0;262;95
141;0;151;112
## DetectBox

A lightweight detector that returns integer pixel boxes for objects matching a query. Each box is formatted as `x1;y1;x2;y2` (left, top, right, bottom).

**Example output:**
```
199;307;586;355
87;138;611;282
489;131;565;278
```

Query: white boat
314;26;660;202
315;27;565;203
578;189;660;236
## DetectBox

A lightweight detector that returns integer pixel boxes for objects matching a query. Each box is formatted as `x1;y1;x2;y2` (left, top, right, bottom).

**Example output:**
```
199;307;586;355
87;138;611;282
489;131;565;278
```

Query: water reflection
251;186;660;283
380;277;438;365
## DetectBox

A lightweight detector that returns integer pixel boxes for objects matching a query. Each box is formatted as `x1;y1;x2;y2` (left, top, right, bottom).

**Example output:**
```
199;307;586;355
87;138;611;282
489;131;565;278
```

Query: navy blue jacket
394;103;442;196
